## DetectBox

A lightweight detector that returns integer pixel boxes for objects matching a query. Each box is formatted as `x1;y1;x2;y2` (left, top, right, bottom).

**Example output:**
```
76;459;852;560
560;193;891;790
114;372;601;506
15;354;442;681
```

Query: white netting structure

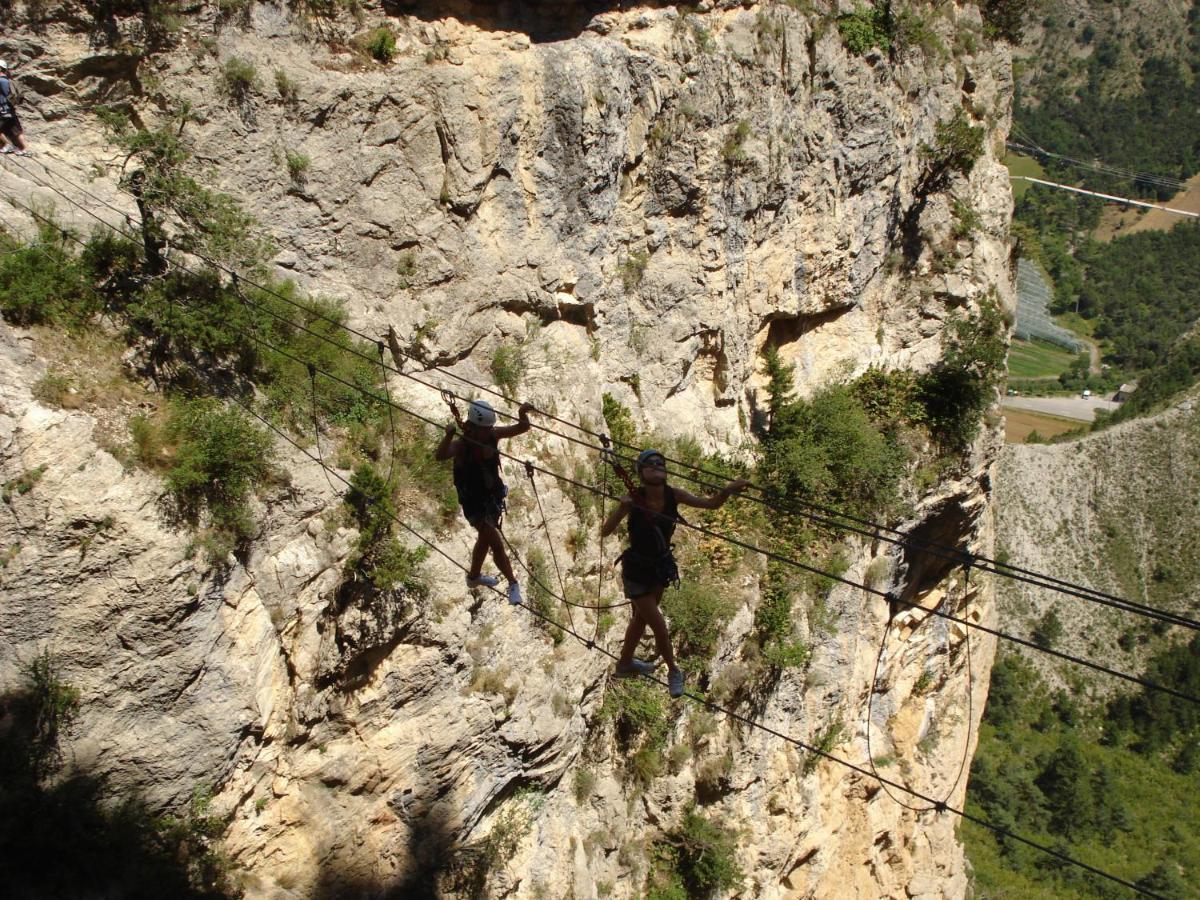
1014;258;1084;351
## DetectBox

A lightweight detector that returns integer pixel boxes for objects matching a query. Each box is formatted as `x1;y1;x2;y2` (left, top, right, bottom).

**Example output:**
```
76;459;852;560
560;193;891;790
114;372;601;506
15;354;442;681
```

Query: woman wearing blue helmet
601;448;748;697
435;398;535;605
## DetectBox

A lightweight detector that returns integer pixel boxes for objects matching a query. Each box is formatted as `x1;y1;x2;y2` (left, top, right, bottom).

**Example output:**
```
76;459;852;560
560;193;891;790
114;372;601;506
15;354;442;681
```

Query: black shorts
620;551;678;599
0;113;22;142
462;493;504;529
622;571;666;600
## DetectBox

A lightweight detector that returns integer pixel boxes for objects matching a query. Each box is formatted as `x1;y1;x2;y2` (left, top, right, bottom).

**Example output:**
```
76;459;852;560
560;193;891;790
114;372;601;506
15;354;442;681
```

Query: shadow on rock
0;661;231;900
385;0;675;43
312;794;462;900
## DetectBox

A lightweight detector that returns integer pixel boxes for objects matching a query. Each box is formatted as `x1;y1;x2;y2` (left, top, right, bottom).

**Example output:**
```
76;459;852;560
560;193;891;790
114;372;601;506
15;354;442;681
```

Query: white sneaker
466;573;499;588
506;581;523;606
0;147;14;154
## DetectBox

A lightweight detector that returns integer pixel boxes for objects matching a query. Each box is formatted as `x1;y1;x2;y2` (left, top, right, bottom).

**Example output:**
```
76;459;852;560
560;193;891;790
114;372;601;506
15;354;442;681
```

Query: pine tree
760;344;795;439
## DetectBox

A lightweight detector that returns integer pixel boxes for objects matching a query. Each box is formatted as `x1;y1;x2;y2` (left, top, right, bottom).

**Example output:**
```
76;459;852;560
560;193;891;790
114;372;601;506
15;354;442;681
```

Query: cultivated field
1095;171;1200;241
1002;408;1083;443
1004;153;1048;200
1007;338;1078;378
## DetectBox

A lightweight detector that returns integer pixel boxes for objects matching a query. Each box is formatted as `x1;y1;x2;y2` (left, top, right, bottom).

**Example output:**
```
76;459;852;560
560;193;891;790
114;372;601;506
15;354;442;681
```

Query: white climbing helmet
467;399;497;427
0;61;8;72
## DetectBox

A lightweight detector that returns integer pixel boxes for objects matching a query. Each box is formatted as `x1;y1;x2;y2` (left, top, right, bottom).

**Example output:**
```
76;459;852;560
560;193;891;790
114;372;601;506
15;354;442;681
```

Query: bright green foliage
147;398;275;559
660;580;736;675
921;110;986;179
649;807;742;898
1006;339;1078;379
760;383;906;518
364;26;397;62
126;268;261;365
602;392;639;450
525;547;563;644
754;565;810;670
102;109;268;267
918;293;1007;451
490;342;525;395
0;222;98;326
344;463;428;596
849;367;927;431
284;149;310;182
759;344;795;437
601;679;670;785
837;3;892;55
219;57;258;100
251;280;386;430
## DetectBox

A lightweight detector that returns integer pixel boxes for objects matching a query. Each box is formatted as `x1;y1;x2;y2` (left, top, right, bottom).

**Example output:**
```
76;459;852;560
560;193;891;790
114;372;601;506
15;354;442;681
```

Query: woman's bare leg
468;528;489;579
618;608;647;667
630;589;678;673
480;522;517;583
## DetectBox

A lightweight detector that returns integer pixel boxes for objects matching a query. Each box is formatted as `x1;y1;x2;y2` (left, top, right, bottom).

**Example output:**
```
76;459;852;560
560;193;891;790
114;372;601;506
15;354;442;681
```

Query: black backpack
0;77;18;119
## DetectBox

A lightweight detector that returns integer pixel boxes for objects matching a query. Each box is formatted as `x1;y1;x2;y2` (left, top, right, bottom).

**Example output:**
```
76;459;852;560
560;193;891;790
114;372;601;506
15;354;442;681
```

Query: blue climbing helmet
636;448;666;473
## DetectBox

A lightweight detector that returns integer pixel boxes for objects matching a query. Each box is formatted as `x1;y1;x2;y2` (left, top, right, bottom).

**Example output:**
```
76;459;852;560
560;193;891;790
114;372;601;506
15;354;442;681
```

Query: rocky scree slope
993;391;1200;690
1;2;1012;897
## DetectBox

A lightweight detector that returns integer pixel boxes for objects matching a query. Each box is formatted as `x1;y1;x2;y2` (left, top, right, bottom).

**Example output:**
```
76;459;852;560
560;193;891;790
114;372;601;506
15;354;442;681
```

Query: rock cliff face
1;2;1012;897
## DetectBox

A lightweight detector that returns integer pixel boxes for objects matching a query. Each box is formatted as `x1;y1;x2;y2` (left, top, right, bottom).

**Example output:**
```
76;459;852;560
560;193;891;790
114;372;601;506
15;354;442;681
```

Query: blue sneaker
667;669;684;698
614;659;656;678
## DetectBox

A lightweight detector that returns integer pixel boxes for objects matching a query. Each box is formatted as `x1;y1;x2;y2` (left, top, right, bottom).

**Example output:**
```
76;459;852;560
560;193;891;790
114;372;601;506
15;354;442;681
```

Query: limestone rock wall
0;2;1011;897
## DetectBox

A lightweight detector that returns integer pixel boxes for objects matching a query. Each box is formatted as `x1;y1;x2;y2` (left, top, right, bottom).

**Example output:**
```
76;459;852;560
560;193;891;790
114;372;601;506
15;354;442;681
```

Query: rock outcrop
0;2;1012;897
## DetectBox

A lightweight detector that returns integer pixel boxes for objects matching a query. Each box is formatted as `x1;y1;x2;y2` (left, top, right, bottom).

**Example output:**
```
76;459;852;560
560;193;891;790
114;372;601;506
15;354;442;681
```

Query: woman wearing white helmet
0;61;29;156
601;448;749;697
435;398;536;605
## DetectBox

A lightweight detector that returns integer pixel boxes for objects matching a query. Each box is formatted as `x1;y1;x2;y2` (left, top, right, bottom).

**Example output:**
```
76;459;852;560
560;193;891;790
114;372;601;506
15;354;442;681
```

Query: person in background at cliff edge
601;448;749;698
435;399;535;606
0;61;29;156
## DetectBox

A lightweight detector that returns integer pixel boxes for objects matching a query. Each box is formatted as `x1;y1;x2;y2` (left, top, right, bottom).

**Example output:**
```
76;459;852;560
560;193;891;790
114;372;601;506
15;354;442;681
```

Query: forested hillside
967;3;1200;895
970;392;1200;898
1005;0;1200;409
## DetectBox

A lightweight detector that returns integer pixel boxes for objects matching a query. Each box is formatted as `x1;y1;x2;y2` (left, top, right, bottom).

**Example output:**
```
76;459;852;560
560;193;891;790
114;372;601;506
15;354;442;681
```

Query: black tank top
453;432;502;500
627;485;679;557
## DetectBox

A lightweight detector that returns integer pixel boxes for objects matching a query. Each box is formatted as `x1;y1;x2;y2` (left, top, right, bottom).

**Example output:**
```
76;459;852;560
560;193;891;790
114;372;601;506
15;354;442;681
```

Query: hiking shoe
506;581;523;606
614;659;656;678
466;573;499;589
14;150;28;157
667;669;685;699
0;147;13;154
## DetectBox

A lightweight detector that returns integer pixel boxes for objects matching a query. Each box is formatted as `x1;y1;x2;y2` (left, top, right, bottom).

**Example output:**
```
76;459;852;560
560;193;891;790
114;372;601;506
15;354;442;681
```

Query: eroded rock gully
0;2;1012;897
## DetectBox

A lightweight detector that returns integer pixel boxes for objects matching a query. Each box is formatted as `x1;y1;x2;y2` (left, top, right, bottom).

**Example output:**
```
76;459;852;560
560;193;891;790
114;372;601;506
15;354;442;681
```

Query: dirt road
1003;396;1119;421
